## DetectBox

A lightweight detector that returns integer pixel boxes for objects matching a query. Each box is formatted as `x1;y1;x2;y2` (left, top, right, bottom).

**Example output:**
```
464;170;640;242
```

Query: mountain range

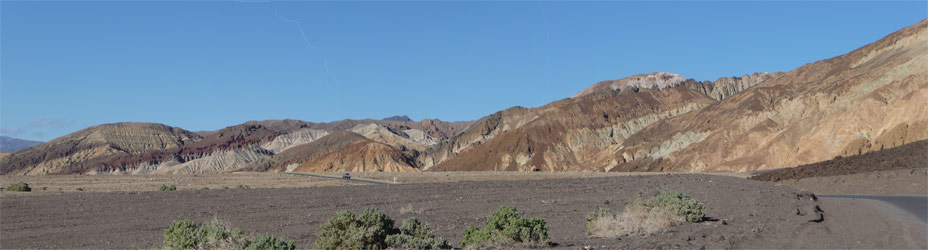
0;136;43;153
2;19;925;175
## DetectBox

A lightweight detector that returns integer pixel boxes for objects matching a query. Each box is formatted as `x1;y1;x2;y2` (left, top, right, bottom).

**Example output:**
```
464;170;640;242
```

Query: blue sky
1;1;926;141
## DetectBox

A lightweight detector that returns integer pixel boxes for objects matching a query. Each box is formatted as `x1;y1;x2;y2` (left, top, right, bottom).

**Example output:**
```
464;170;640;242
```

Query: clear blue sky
1;1;926;141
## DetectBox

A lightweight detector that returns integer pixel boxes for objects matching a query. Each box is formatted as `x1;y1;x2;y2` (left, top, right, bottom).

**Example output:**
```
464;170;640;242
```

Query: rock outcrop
684;72;785;101
571;72;689;98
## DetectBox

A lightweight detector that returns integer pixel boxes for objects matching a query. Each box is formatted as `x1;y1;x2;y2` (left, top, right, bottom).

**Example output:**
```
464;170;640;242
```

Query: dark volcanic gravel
750;140;928;182
0;174;880;249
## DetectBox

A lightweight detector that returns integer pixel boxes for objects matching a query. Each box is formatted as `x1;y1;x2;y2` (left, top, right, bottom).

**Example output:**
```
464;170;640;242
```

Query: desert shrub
244;234;296;250
160;184;177;191
160;219;294;250
385;218;451;249
161;219;245;249
5;182;31;192
585;207;616;235
460;206;550;248
201;187;209;190
629;189;705;223
315;208;449;250
587;189;706;238
236;184;251;190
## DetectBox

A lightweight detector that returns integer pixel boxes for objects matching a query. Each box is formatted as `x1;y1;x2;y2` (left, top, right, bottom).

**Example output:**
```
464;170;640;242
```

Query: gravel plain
3;174;924;249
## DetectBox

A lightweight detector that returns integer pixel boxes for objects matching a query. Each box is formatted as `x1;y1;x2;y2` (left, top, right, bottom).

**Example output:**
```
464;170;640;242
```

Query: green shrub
385;218;451;249
628;189;706;223
245;234;296;250
201;187;209;190
236;184;251;190
315;208;449;250
460;206;550;248
160;219;294;250
5;182;31;192
161;219;244;249
160;184;177;191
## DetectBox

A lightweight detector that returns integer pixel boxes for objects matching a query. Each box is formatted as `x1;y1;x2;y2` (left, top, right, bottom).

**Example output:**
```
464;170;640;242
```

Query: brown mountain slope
615;18;928;172
0;123;201;175
248;131;418;173
429;86;718;171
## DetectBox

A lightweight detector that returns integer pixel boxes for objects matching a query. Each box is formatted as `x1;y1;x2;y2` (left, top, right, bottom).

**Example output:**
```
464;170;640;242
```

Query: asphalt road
286;172;389;184
818;194;928;224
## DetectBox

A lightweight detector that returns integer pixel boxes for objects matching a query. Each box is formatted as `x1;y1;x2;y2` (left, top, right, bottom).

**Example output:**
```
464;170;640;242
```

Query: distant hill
382;115;413;122
0;118;469;175
0;136;43;152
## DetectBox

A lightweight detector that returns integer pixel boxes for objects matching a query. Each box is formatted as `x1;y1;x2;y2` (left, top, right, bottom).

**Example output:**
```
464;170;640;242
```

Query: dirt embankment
776;168;928;195
2;174;924;249
750;140;927;195
750;140;927;182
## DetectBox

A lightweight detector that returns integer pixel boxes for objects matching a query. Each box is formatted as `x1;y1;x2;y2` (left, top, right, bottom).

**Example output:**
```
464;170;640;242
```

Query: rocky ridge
614;19;928;172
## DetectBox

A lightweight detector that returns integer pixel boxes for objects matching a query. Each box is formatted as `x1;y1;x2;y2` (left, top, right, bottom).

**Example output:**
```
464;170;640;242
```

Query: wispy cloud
274;8;315;49
272;8;338;80
30;119;75;128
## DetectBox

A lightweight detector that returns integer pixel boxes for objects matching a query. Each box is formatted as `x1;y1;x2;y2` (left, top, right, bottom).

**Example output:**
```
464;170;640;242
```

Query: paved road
818;194;928;224
286;172;389;185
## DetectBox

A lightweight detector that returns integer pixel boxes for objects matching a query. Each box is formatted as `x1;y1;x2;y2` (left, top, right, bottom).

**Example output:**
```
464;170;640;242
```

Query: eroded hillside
616;19;928;172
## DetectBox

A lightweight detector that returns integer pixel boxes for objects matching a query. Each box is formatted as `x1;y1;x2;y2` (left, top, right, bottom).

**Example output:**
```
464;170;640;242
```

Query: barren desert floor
2;173;925;249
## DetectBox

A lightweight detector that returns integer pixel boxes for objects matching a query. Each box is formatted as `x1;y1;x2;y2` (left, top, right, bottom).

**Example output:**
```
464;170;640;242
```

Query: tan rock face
618;19;928;172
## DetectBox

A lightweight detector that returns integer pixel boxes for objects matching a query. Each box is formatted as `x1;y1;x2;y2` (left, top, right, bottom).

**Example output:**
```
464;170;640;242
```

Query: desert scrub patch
631;188;706;223
236;184;251;190
245;234;296;250
160;184;177;191
314;208;450;250
460;205;551;248
585;207;615;235
5;182;31;192
159;219;294;250
386;218;452;249
587;188;706;238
